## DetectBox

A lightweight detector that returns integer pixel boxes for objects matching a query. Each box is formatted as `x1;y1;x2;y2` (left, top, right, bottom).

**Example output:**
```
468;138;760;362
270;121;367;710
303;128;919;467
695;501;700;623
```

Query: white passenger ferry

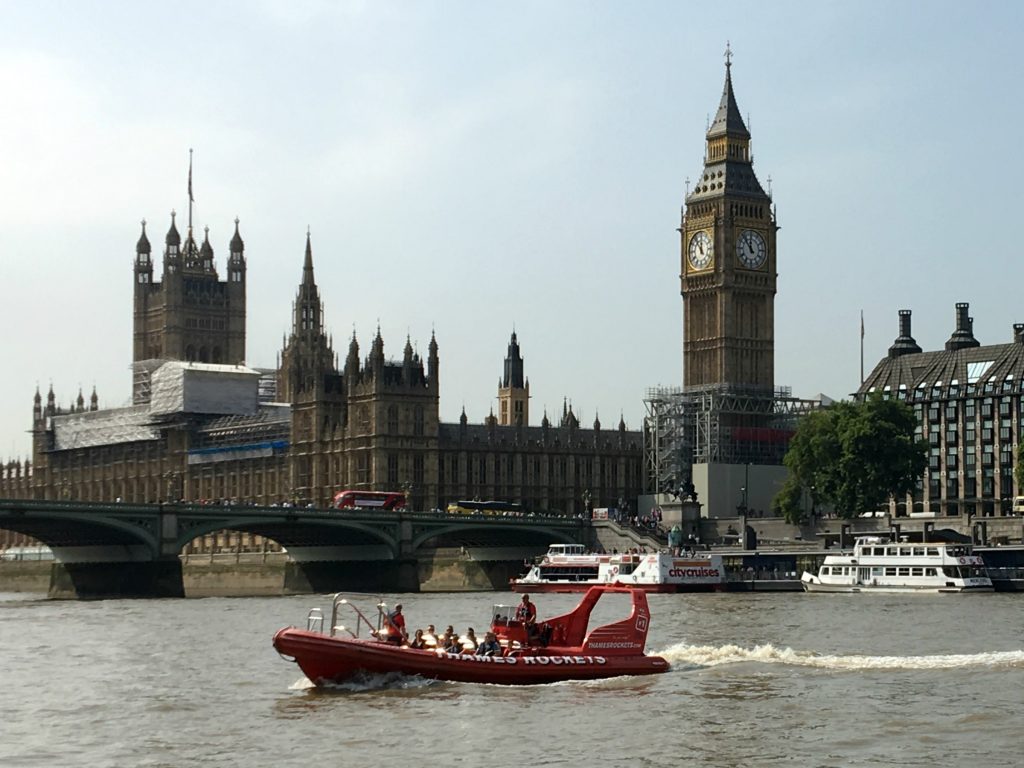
512;544;726;593
801;536;992;593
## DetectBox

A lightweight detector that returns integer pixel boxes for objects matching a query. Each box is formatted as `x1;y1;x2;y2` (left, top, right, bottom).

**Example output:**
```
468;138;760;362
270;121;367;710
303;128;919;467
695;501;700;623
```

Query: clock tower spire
680;47;777;391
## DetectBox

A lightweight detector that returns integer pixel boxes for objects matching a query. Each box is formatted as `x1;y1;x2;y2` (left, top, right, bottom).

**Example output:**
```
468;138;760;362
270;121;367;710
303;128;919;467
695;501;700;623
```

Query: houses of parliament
0;212;644;516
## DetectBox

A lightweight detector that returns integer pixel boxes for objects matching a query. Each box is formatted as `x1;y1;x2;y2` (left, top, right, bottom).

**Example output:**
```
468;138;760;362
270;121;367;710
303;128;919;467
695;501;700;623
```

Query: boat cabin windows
925;568;937;577
885;567;897;576
911;567;924;576
926;548;939;556
547;544;586;557
897;567;910;576
538;565;599;582
912;548;925;556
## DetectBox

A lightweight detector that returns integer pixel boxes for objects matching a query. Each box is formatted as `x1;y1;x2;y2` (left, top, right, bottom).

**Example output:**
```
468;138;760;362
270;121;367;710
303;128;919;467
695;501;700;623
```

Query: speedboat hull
801;572;994;594
273;628;669;685
511;581;719;594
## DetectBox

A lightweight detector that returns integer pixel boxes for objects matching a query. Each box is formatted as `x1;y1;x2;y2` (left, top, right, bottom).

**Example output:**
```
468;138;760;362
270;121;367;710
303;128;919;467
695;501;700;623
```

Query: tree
775;393;926;522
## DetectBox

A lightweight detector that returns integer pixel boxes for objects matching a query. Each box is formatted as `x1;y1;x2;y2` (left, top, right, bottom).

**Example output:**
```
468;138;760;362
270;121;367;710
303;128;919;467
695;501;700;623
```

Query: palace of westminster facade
4;54;1023;530
0;213;644;516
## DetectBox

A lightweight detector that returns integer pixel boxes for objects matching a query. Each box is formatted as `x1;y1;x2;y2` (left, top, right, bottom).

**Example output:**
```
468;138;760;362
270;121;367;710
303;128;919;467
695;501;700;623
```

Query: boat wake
291;672;438;692
657;642;1024;671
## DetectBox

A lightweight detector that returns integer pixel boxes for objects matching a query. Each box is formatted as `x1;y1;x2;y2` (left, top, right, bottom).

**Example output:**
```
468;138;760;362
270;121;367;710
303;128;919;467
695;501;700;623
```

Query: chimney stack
888;309;922;358
945;302;980;351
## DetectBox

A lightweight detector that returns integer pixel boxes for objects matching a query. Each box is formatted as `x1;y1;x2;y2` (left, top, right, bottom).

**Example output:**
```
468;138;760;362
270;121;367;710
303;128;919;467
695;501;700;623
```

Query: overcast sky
2;0;1022;459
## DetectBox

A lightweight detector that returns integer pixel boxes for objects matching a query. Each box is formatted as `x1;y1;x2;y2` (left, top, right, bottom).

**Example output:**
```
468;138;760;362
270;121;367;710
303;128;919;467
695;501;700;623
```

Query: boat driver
383;603;408;644
515;593;537;632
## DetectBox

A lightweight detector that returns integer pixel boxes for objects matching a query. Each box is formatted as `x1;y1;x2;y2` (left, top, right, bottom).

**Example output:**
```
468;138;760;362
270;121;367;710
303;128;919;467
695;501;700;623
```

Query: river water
2;589;1022;767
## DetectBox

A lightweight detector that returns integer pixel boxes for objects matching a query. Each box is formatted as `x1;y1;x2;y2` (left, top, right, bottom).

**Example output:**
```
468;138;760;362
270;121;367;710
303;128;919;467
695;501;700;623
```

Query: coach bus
446;500;524;516
332;490;407;511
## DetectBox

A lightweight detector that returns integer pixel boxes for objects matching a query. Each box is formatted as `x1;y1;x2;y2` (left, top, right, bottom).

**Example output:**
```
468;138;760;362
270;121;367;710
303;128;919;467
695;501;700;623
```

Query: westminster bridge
0;499;589;598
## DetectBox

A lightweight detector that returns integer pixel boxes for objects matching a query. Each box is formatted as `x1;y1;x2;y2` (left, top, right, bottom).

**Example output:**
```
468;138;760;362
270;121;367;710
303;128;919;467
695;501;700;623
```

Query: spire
165;210;181;247
302;228;315;286
593;411;601;431
460;406;468;426
707;42;750;140
76;388;85;412
136;219;151;254
502;329;525;388
230;217;244;253
90;385;98;411
687;46;767;205
618;412;626;432
200;226;213;264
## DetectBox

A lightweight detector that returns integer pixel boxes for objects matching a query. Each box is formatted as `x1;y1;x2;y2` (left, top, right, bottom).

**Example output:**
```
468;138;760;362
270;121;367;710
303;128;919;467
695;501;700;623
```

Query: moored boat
511;543;726;593
272;585;670;686
801;536;993;593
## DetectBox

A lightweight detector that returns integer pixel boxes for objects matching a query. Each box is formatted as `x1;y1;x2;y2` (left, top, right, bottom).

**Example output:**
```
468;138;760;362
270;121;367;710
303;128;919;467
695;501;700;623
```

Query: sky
1;0;1023;460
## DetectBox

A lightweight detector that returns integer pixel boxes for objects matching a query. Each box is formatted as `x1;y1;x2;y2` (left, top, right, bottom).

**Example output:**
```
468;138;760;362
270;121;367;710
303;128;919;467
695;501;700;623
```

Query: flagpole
860;309;864;384
188;148;194;232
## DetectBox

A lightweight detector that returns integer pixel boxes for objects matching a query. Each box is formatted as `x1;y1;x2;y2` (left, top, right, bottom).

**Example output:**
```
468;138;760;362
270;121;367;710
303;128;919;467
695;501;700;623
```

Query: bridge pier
48;558;185;599
281;558;422;595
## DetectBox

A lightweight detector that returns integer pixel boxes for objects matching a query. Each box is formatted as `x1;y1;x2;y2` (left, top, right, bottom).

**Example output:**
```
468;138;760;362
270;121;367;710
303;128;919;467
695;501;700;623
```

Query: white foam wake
293;671;438;692
657;641;1024;671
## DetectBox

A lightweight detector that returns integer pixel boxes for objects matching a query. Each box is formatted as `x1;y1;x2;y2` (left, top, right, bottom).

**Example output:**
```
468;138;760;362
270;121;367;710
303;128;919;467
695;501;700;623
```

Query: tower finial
724;41;732;70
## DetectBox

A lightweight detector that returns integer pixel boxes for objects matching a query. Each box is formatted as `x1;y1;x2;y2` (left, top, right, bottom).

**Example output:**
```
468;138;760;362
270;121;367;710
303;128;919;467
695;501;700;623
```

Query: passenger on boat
383;604;408;644
476;631;501;656
422;624;438;648
443;633;462;653
408;629;427;649
461;628;478;652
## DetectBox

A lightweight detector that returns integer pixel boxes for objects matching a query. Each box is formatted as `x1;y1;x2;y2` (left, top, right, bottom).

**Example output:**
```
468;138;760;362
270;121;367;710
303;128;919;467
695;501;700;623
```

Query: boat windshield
491;605;515;626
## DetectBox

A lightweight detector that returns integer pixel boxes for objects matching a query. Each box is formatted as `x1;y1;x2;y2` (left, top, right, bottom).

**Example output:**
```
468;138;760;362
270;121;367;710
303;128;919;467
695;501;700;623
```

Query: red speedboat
273;586;669;686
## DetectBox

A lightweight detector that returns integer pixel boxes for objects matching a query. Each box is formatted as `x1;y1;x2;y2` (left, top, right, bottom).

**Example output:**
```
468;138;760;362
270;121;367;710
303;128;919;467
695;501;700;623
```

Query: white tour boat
512;544;726;593
801;536;993;593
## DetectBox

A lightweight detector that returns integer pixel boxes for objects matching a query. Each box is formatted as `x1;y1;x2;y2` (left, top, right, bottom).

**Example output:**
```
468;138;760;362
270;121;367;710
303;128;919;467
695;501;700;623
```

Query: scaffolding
643;384;821;493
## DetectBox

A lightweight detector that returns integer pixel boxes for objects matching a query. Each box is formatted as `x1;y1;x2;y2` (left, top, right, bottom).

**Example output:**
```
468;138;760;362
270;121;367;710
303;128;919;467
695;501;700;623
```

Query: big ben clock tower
680;47;777;391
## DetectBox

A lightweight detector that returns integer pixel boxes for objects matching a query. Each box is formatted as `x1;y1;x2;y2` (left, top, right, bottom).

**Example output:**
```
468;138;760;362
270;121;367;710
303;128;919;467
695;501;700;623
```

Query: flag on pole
860;310;864;339
188;149;194;203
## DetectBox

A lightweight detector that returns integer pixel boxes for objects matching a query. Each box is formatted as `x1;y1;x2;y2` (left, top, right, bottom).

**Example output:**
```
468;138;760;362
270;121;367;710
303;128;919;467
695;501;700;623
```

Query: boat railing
328;594;384;638
306;608;324;633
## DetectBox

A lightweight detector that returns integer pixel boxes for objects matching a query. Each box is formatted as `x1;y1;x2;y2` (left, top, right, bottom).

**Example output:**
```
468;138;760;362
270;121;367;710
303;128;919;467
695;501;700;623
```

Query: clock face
736;229;767;269
687;231;713;270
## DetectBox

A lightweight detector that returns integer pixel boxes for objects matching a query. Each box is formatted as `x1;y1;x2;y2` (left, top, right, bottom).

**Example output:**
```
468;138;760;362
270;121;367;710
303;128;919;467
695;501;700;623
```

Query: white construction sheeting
149;362;260;417
51;406;159;450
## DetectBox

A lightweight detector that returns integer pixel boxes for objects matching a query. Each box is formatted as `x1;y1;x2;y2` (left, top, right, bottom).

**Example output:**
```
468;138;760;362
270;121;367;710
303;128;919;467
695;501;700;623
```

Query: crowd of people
377;594;538;656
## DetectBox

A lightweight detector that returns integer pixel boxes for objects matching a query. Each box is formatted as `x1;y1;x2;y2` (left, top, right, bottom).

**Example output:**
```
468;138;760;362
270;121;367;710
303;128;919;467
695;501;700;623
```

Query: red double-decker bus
332;490;407;511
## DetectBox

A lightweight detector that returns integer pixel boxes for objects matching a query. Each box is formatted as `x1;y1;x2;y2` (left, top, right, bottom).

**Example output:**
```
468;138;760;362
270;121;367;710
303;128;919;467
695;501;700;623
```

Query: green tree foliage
775;394;927;522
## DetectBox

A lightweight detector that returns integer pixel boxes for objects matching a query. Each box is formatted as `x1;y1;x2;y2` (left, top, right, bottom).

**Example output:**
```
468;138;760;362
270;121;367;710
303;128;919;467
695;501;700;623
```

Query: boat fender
610;566;618;576
958;557;966;564
632;574;638;583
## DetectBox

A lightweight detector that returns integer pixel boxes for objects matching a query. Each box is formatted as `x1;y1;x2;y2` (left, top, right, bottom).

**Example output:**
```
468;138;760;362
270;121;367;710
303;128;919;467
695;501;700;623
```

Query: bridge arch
0;512;160;558
174;517;401;558
409;521;580;553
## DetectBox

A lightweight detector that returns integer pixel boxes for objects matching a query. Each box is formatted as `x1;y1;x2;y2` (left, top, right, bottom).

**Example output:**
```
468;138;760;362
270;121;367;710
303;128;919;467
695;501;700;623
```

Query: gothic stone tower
133;211;247;400
497;331;529;426
680;51;777;391
279;233;345;502
343;327;440;510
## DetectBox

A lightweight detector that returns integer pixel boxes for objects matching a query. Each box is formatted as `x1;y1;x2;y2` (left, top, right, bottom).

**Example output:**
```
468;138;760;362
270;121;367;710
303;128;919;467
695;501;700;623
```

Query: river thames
2;589;1022;767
